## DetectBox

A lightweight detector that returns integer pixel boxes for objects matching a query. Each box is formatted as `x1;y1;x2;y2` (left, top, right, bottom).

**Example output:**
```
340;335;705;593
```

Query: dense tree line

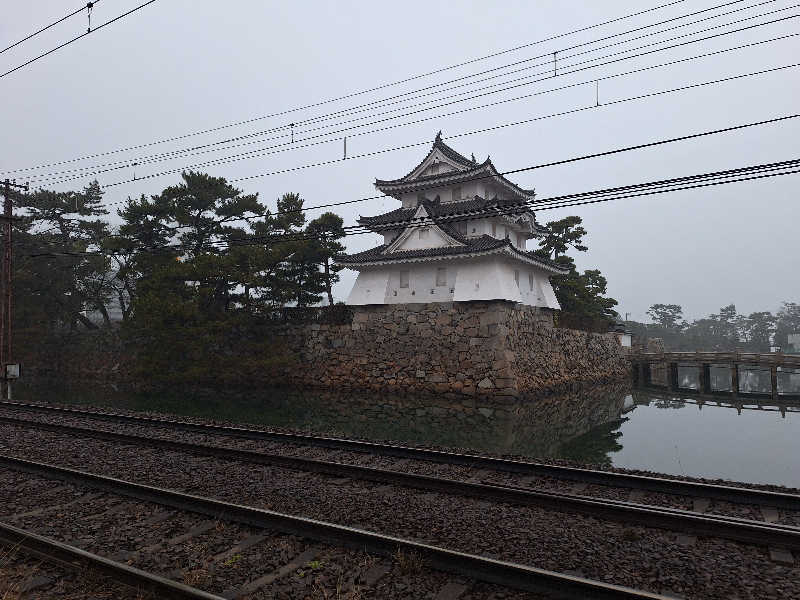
13;172;345;385
629;302;800;352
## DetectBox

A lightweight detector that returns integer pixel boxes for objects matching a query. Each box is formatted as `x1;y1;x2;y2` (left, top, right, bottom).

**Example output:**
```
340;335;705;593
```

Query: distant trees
775;302;800;352
631;301;794;352
646;304;684;331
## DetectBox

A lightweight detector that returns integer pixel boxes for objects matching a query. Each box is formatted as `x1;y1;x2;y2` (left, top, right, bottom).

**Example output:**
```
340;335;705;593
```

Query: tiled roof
358;196;529;227
431;131;477;167
337;235;568;273
380;132;476;185
375;160;535;200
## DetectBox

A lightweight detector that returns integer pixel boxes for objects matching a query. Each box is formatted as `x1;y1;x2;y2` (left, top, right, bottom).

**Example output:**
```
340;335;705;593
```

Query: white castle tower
337;133;566;307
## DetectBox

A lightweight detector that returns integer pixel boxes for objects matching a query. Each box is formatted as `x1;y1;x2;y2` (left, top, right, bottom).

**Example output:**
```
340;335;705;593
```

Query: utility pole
1;179;28;400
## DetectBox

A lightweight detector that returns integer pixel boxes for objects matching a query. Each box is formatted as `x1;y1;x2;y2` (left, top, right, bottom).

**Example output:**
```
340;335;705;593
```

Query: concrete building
338;133;567;306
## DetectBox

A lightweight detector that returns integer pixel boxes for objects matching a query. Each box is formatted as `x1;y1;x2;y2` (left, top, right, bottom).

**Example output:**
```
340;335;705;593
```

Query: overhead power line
25;158;800;258
205;159;800;246
10;0;784;181
0;0;693;174
244;0;784;137
20;112;794;248
20;0;789;184
0;1;103;56
0;0;157;81
73;58;800;200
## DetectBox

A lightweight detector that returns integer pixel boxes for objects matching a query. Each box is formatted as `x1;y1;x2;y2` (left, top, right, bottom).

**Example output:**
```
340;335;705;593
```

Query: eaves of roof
358;196;531;229
336;235;568;274
375;161;535;200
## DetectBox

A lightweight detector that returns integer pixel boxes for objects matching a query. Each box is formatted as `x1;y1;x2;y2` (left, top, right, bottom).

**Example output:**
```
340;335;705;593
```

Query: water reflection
649;364;800;395
13;378;800;487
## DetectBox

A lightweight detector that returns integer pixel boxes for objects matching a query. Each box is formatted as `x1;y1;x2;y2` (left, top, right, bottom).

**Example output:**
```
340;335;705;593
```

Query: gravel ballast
1;422;798;599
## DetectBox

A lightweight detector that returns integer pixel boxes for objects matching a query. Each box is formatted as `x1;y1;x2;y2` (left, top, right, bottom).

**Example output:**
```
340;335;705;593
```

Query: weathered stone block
477;377;494;389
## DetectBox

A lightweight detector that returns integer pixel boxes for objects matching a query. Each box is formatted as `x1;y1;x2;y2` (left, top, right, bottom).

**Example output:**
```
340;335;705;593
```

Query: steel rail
1;414;798;551
3;400;800;510
0;520;224;600
0;453;679;600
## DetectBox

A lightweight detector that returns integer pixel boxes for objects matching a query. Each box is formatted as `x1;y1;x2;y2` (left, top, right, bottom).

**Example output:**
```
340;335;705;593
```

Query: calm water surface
15;379;800;488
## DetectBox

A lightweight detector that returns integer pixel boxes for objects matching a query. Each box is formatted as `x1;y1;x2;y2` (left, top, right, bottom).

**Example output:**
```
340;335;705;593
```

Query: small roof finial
435;130;442;143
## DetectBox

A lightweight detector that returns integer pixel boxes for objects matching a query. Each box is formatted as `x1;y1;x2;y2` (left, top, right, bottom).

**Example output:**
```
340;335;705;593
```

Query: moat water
13;377;800;488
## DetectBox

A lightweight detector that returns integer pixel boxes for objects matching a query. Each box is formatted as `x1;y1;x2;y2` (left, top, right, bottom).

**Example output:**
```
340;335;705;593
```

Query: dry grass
392;547;425;576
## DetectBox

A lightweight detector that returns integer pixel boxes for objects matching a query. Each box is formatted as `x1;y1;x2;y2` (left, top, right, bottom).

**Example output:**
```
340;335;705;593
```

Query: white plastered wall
346;257;561;308
347;269;390;305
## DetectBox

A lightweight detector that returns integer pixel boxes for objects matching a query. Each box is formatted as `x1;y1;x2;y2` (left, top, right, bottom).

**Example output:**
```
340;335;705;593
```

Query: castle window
436;268;447;287
452;185;462;201
400;270;409;288
529;272;534;291
455;221;467;235
491;223;497;237
514;270;520;287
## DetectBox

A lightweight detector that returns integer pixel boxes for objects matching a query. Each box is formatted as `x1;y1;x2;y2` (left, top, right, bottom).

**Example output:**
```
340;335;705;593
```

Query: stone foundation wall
272;301;630;398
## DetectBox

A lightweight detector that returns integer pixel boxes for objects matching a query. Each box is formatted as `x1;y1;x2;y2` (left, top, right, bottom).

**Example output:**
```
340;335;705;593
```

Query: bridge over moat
630;351;800;401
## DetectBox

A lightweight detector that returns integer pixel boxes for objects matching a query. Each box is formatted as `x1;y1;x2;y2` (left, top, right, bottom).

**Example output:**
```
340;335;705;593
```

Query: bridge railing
629;351;800;368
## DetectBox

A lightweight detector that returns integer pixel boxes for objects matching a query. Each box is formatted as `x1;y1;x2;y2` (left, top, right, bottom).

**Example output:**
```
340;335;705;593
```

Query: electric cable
18;2;794;185
0;0;157;81
87;58;800;199
0;0;691;175
22;158;800;258
0;1;102;56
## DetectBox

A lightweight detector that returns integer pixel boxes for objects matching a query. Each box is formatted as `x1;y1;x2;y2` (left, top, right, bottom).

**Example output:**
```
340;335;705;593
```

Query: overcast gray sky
1;0;798;322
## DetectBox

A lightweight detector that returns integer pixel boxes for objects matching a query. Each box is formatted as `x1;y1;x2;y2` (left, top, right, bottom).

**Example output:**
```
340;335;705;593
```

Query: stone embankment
273;301;630;398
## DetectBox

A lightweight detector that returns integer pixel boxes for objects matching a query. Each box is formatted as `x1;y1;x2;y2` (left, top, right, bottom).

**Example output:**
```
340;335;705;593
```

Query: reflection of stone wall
254;383;630;457
272;301;630;398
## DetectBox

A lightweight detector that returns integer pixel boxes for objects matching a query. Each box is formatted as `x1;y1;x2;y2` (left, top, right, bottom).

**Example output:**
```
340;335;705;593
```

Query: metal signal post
1;179;28;399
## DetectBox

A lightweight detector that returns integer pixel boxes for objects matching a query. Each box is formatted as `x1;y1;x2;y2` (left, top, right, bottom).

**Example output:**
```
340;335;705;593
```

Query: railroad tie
164;520;218;546
628;489;646;503
760;507;780;523
110;519;217;564
211;534;268;565
17;575;53;594
570;482;588;494
140;509;174;525
222;545;322;599
769;547;795;566
435;581;469;600
466;469;491;484
8;492;102;520
82;501;129;521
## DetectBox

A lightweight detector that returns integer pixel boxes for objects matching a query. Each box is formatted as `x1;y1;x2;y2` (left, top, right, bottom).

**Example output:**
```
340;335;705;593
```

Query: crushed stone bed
0;469;549;599
0;424;798;599
2;405;798;526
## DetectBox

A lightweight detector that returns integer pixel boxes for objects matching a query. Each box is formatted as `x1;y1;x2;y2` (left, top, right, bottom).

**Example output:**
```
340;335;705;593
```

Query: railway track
0;454;673;600
0;519;223;599
1;413;799;552
2;400;798;598
2;399;798;510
